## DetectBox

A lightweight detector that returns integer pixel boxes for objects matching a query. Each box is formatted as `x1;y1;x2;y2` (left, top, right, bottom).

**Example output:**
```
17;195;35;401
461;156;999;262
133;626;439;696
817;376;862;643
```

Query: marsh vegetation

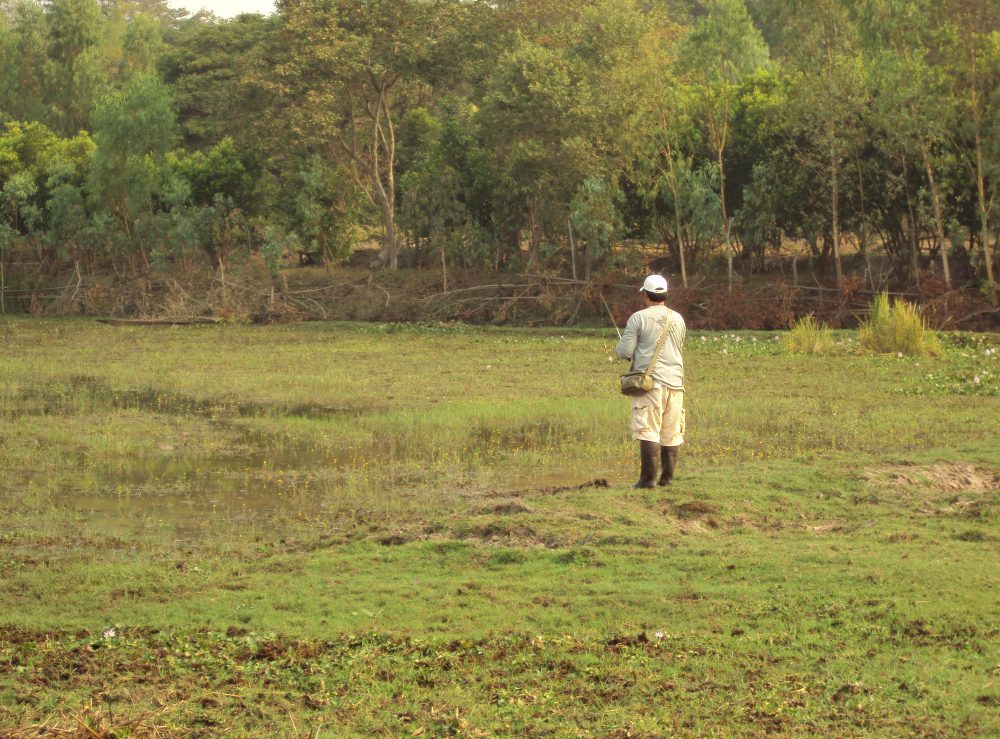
1;318;997;735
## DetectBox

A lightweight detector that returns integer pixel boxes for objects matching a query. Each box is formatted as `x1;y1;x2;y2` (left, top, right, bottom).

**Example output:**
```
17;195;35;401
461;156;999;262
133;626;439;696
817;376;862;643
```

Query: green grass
0;317;998;736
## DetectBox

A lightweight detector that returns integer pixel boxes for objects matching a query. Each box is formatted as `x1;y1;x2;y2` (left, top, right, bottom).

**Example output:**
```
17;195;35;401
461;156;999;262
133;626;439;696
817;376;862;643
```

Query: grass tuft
783;315;835;354
859;293;941;356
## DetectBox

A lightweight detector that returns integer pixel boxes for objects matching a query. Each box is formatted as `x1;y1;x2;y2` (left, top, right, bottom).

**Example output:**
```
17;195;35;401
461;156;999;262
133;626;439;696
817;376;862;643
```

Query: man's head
640;274;668;303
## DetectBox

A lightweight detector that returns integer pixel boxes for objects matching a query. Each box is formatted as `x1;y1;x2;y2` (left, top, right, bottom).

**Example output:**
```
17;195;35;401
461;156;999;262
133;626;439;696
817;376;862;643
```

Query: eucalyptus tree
935;0;999;288
863;0;958;286
478;0;651;271
634;12;697;285
677;0;769;287
120;11;163;76
250;0;453;270
46;0;106;135
0;2;50;125
87;73;175;269
773;0;867;284
398;113;469;284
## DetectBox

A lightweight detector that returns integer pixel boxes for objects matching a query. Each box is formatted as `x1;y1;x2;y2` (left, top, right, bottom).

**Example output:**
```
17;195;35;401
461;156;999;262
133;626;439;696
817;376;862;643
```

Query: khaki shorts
630;386;685;446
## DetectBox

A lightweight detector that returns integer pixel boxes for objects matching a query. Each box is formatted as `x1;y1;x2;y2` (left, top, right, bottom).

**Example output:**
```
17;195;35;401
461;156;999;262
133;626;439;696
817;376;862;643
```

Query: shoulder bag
620;315;673;396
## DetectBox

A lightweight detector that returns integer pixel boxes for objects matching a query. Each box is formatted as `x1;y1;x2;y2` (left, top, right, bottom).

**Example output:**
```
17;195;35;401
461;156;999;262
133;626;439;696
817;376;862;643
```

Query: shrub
783;315;835;354
859;293;941;356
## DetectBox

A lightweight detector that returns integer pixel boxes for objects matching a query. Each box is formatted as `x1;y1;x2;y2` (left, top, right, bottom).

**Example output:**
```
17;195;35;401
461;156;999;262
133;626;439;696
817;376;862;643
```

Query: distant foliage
0;0;998;315
859;293;941;357
783;316;835;354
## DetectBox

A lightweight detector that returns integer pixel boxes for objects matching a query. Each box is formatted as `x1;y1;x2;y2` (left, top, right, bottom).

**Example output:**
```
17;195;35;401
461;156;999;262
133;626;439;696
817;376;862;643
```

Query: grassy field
1;317;998;737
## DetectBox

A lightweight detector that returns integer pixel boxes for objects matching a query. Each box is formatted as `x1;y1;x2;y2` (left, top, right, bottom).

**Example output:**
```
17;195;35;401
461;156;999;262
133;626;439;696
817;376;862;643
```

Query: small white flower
654;631;665;639
722;348;728;355
103;628;117;640
751;336;757;343
973;375;981;385
700;336;707;342
897;352;904;358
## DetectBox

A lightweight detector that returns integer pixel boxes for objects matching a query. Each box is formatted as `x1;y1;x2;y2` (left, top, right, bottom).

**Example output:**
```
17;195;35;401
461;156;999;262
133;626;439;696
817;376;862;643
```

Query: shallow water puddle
66;444;353;540
11;378;604;539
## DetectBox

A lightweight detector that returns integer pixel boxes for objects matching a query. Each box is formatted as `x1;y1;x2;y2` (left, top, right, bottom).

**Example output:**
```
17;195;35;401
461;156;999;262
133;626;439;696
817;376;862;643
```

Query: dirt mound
673;501;721;518
864;463;998;518
480;502;533;515
866;463;998;493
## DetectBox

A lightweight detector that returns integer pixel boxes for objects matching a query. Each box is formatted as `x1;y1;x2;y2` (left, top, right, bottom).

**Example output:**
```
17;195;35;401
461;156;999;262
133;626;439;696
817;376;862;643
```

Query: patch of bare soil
869;463;999;493
479;501;533;515
864;463;999;517
673;501;720;518
463;521;561;548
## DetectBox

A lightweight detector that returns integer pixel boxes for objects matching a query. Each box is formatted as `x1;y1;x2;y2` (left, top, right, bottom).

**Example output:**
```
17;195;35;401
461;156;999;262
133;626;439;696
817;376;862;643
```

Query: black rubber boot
658;446;679;486
633;440;660;489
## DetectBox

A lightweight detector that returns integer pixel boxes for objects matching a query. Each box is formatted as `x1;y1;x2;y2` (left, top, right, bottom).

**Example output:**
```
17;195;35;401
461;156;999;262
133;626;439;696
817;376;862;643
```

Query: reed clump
783;315;835;354
859;293;940;356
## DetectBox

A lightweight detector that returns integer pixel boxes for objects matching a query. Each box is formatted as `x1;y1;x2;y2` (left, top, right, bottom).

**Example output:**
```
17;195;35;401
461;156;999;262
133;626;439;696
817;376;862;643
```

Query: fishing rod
600;292;622;340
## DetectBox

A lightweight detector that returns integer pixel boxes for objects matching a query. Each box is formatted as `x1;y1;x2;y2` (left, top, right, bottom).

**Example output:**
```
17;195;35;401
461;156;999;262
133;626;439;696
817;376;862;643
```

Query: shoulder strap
644;313;674;381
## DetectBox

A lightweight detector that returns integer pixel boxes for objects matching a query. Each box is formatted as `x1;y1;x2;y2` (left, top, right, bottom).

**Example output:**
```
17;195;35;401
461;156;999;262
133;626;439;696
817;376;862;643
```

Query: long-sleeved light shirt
615;304;686;390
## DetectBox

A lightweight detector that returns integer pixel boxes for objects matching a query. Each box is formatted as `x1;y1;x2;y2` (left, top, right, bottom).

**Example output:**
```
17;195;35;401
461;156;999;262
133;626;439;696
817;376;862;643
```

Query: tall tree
0;2;50;125
635;13;696;285
936;0;999;288
678;0;769;287
479;0;650;271
779;0;867;283
46;0;105;134
864;0;957;286
250;0;447;269
87;72;175;264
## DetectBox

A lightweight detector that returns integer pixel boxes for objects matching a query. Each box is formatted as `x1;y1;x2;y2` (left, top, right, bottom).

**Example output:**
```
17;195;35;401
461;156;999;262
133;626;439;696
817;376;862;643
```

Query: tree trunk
567;220;577;281
967;42;995;290
664;149;688;288
718;144;733;289
439;232;447;293
901;158;920;285
526;200;540;268
974;129;995;288
920;142;951;286
855;150;874;291
830;138;843;285
904;212;920;286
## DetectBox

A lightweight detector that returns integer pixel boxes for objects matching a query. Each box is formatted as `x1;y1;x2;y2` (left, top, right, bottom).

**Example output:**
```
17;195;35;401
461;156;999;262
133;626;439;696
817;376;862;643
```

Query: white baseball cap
640;275;668;294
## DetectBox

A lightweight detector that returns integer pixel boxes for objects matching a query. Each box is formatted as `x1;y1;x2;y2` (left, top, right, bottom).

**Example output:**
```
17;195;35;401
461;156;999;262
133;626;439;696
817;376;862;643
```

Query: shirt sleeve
615;314;640;360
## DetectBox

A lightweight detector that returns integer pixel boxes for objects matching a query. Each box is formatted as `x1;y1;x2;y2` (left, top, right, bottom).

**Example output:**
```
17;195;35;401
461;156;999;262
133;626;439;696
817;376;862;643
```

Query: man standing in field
615;275;687;488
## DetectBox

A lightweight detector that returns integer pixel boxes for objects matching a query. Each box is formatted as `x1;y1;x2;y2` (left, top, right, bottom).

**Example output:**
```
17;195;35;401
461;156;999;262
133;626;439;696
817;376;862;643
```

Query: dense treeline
1;0;998;301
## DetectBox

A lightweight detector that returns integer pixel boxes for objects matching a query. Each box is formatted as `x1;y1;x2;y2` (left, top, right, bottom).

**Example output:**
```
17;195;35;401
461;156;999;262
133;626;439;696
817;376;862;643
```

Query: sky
166;1;276;18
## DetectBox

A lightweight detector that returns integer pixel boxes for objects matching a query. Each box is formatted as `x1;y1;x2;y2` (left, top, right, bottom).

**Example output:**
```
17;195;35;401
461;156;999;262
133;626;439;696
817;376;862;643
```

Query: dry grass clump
783;315;835;354
859;293;941;356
